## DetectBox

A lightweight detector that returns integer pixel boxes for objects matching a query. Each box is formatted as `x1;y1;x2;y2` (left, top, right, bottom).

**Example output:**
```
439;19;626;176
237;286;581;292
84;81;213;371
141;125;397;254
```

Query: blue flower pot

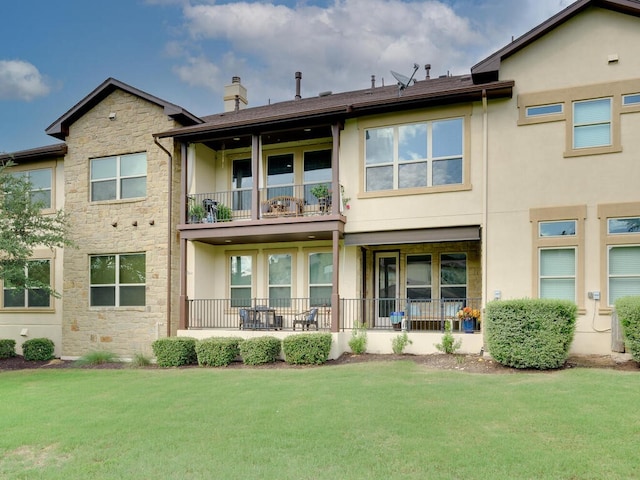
462;318;475;333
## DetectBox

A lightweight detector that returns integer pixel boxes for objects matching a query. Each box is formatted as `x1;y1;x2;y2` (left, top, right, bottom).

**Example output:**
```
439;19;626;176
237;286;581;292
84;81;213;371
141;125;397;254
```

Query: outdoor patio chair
292;308;319;330
239;308;261;330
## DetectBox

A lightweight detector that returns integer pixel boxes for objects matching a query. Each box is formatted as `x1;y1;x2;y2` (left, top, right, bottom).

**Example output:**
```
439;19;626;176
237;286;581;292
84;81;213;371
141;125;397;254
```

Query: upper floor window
267;154;294;198
365;117;463;192
11;168;52;209
304;150;332;206
539;220;576;237
2;259;51;308
623;94;640;106
573;98;611;149
90;253;146;307
608;217;640;235
90;152;146;201
232;158;252;211
526;103;563;118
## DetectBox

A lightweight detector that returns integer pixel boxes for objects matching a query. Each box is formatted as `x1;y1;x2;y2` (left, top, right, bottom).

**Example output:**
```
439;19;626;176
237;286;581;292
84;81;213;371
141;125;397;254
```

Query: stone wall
62;89;181;358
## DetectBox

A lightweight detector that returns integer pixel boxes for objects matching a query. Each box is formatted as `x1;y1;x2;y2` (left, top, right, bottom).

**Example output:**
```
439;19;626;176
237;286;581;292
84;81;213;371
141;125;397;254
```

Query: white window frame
526;103;563;118
267;252;293;307
229;254;253;308
622;94;640;106
539;247;576;302
607;245;640;307
573;98;612;149
308;252;332;307
90;152;147;202
2;259;52;309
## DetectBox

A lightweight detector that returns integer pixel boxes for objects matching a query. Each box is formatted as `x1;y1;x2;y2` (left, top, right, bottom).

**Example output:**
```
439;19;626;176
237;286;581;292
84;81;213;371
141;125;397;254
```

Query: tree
0;160;73;298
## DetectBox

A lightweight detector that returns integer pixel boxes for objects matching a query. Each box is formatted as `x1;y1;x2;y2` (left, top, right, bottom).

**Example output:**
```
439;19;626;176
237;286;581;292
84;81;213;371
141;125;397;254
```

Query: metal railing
186;182;339;224
187;296;481;332
188;297;333;330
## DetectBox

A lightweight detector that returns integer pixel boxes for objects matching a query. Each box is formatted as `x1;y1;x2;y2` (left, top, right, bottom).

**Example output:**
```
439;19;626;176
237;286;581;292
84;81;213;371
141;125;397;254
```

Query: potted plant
216;203;232;222
310;184;331;213
188;201;205;223
457;306;481;333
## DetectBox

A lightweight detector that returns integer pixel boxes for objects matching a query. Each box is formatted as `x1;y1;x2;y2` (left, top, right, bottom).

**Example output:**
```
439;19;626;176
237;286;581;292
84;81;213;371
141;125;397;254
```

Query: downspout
330;122;342;332
154;135;173;338
481;90;489;310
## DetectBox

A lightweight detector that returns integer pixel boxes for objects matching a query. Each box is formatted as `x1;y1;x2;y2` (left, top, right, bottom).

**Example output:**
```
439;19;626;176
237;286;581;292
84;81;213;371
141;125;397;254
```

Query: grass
0;362;639;479
73;350;120;367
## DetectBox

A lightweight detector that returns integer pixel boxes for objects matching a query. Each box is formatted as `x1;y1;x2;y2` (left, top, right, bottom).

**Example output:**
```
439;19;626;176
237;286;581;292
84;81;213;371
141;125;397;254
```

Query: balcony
186;297;482;333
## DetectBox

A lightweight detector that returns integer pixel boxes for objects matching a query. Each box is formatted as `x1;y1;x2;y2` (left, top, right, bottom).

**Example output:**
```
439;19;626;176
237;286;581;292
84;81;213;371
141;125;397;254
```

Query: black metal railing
186;182;340;224
187;296;481;332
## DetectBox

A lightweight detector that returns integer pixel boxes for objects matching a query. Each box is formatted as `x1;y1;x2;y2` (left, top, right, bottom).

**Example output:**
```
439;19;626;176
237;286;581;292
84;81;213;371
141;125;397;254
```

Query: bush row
0;337;55;361
615;296;640;362
485;299;577;369
152;333;332;368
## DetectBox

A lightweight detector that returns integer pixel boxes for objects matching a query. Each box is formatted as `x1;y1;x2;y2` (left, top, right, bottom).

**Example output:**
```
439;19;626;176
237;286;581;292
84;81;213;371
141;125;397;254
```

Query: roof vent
318;91;332;97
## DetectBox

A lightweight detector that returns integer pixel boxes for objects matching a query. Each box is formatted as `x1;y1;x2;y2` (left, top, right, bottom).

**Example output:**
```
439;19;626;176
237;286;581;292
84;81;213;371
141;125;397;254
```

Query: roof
156;75;514;142
471;0;640;82
45;77;203;140
0;143;68;164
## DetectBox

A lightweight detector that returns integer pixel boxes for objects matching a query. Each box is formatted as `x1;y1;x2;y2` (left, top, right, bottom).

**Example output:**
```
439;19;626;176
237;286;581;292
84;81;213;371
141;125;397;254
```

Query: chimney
371;75;376;88
425;64;431;80
295;71;302;100
223;76;248;112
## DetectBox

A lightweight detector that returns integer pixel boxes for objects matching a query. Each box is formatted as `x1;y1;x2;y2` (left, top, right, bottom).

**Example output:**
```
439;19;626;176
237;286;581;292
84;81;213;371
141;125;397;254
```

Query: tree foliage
0;160;73;297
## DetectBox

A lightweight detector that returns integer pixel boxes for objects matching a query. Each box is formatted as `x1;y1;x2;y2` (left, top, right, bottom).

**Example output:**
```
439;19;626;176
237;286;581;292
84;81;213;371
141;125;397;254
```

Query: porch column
251;134;260;221
331;229;340;332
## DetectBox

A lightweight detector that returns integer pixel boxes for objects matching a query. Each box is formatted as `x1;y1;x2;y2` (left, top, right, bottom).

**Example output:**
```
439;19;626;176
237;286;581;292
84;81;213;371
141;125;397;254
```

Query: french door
375;252;399;321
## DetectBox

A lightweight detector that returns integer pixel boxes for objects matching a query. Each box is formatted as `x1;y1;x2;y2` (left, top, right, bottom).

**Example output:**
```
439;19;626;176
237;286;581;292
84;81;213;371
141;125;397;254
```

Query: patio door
375;252;399;321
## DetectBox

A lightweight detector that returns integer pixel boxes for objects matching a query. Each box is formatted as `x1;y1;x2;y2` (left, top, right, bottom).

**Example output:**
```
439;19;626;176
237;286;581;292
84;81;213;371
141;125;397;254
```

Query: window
304;150;332;205
526;103;563;117
2;259;51;308
440;253;466;299
90;153;146;201
623;94;640;106
608;246;640;305
573;98;611;149
365;117;463;192
539;220;576;237
309;253;332;307
268;253;292;307
608;217;640;235
90;254;145;307
267;154;294;198
539;248;576;302
406;254;431;300
10;168;52;209
230;255;252;307
232;159;252;211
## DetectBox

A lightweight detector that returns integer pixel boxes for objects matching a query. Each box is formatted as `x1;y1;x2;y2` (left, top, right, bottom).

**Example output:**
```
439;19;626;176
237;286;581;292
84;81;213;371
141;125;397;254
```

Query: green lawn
1;361;638;479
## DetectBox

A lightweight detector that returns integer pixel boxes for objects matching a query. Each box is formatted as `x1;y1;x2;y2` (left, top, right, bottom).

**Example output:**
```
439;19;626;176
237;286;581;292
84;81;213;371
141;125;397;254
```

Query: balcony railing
186;182;339;224
187;297;482;332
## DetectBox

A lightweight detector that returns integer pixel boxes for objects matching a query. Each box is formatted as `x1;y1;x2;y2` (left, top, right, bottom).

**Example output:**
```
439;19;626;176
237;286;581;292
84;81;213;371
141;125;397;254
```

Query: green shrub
392;332;412;354
485;299;577;369
152;337;197;367
130;352;153;368
195;337;242;367
74;351;119;366
22;338;55;361
435;320;461;354
615;296;640;362
239;337;281;365
0;339;16;359
348;323;367;354
282;333;332;365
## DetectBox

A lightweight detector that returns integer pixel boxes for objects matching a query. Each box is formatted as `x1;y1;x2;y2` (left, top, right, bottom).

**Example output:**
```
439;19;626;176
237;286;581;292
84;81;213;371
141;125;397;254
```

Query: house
1;0;639;359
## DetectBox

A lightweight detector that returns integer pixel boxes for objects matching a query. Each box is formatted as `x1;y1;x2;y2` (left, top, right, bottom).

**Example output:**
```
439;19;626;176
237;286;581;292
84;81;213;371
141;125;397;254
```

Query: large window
2;259;51;308
304;150;332;205
90;254;146;307
90;153;147;201
406;254;431;300
268;253;292;307
11;168;52;209
230;254;252;307
440;253;466;299
267;154;294;198
309;253;332;307
365;117;463;192
539;248;576;301
608;246;640;306
232;158;252;211
573;98;611;149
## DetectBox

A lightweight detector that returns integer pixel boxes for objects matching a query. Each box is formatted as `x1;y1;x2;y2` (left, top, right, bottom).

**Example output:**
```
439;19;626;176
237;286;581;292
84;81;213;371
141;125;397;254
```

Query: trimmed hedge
239;337;281;365
195;337;242;367
0;339;16;359
152;337;197;367
615;296;640;362
22;338;55;361
485;299;577;370
282;333;332;365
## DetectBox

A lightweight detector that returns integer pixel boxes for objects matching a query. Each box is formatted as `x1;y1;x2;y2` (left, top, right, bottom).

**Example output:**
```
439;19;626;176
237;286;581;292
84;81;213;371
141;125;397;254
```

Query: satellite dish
390;63;420;93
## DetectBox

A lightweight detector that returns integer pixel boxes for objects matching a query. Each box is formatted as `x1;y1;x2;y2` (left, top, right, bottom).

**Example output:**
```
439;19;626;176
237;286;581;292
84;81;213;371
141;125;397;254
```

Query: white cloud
0;60;51;101
170;0;571;107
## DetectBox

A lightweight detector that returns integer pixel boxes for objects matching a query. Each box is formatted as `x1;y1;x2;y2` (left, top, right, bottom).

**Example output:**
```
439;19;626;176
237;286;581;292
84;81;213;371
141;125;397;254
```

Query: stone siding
62;89;181;357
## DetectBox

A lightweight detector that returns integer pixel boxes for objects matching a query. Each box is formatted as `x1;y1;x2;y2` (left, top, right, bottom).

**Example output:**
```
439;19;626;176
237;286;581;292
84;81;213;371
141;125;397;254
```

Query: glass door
375;252;398;324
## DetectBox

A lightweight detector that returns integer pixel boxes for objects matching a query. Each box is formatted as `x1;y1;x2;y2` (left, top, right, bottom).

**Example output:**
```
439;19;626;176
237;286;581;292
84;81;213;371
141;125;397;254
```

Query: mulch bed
1;353;638;373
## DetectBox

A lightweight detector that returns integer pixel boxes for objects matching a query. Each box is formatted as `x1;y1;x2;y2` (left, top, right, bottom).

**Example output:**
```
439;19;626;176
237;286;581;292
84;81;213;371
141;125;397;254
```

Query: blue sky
0;0;572;153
